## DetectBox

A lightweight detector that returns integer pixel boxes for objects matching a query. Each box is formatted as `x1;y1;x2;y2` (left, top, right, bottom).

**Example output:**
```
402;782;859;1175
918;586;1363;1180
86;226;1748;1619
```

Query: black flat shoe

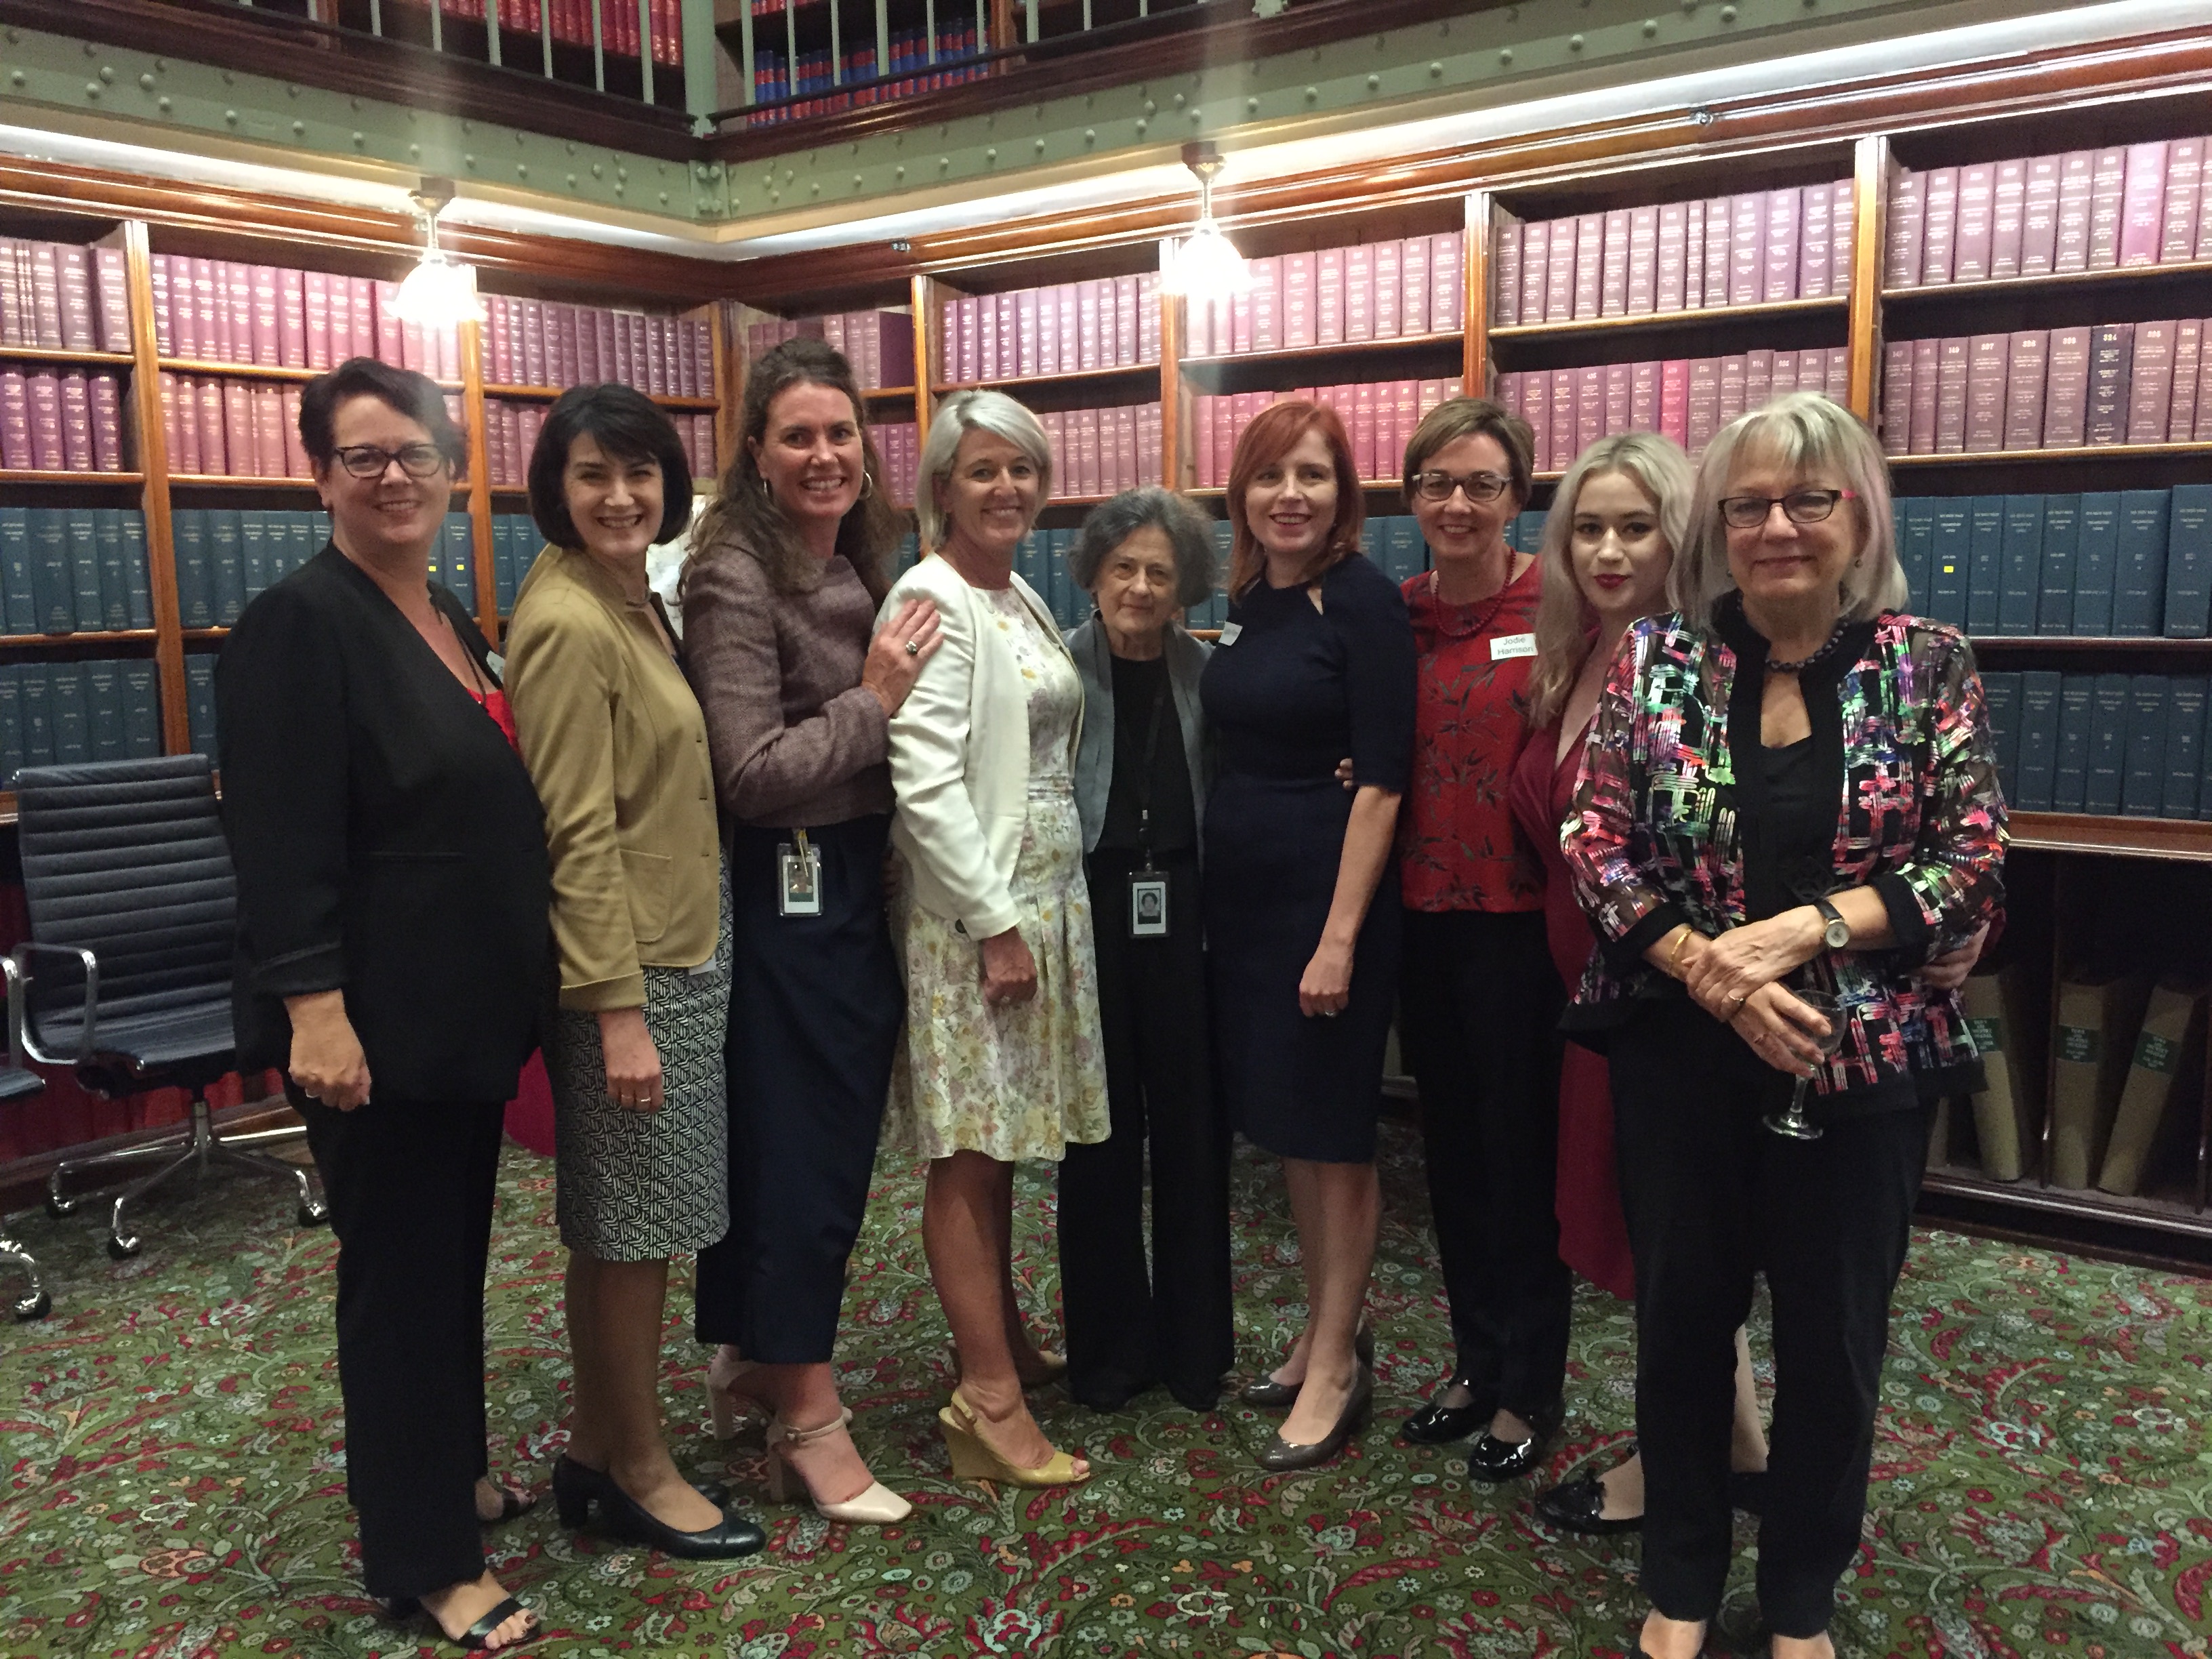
1532;1469;1642;1536
1255;1370;1374;1472
552;1454;766;1559
1166;1379;1222;1413
384;1595;540;1653
1464;1399;1565;1484
1399;1369;1496;1445
1238;1323;1374;1411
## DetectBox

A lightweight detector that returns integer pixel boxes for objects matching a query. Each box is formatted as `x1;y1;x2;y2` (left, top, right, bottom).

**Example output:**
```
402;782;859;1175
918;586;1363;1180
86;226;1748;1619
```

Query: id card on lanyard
1127;684;1170;939
778;827;822;917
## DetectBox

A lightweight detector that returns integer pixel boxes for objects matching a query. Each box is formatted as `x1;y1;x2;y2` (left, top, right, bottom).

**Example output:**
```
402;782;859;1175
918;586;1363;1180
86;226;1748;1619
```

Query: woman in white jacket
881;390;1107;1488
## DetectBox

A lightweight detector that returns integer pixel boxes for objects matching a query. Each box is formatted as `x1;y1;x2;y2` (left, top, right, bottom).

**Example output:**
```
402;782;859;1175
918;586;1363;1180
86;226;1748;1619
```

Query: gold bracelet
1666;925;1695;975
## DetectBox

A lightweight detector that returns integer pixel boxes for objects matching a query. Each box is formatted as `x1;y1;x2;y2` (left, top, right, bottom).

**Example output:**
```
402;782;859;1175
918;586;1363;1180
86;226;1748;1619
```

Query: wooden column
1463;190;1492;400
119;220;190;756
458;309;498;638
1156;240;1181;491
1847;134;1889;424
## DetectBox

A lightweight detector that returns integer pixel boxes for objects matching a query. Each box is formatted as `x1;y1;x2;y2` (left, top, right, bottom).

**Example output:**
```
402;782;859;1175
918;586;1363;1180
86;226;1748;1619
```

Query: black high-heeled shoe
1399;1368;1496;1446
551;1454;766;1559
1256;1368;1375;1472
1464;1398;1565;1484
1238;1322;1374;1411
551;1455;729;1514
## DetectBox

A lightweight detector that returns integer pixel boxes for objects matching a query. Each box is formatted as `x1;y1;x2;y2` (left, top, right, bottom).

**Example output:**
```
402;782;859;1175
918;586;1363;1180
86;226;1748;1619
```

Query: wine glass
1763;987;1843;1141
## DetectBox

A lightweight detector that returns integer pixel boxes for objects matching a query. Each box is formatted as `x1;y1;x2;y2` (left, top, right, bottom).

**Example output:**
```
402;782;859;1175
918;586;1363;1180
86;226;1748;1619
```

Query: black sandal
385;1594;542;1652
478;1481;537;1525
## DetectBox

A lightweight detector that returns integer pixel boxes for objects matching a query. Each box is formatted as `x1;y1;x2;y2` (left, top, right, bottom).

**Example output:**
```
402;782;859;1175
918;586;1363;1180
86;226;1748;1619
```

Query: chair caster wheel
106;1233;142;1261
45;1193;72;1220
12;1290;51;1321
298;1202;329;1229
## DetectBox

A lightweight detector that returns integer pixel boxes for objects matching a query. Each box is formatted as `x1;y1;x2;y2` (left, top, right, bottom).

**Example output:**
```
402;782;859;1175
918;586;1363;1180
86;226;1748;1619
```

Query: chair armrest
0;956;24;1071
11;941;100;1066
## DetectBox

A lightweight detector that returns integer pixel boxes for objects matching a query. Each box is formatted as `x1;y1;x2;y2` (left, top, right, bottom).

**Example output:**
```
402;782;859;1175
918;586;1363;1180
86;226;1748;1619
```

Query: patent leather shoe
1256;1369;1374;1472
550;1454;766;1559
1399;1370;1494;1445
1532;1468;1642;1536
1237;1322;1373;1411
1464;1399;1565;1484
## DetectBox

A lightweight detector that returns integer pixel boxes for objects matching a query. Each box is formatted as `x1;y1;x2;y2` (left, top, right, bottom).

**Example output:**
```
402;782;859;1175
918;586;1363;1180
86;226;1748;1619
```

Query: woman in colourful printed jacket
1563;391;2006;1659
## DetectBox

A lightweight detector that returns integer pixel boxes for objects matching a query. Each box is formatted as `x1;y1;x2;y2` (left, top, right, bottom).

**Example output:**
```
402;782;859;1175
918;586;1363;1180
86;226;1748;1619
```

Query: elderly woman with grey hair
879;388;1107;1488
1055;486;1233;1413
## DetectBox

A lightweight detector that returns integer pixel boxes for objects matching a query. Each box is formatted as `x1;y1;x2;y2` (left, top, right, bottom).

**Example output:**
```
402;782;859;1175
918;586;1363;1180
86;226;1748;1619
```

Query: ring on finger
904;638;921;655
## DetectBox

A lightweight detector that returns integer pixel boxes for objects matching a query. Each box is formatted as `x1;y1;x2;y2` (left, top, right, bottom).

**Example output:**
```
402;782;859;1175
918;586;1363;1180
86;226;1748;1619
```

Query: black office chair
16;756;327;1260
0;956;51;1320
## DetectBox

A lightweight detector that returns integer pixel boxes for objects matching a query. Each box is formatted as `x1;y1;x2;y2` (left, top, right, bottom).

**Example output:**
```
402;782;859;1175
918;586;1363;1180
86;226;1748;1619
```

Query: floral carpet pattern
1;1122;2208;1659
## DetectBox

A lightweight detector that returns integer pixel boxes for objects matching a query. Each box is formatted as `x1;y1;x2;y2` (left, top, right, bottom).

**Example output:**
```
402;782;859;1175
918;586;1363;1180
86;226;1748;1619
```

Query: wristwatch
1812;896;1851;951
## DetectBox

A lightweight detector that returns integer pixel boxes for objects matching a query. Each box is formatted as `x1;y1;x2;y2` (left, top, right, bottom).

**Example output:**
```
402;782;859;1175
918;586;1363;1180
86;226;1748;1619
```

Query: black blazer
218;544;552;1104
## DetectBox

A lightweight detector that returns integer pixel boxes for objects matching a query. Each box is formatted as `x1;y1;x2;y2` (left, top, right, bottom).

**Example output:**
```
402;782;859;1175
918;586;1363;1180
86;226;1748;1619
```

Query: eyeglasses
1717;488;1856;529
1411;470;1512;504
332;443;450;480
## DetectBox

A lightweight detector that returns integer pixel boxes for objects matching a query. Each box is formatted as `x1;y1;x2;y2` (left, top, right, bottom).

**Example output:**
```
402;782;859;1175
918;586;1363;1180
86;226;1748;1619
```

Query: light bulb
391;250;482;327
1163;222;1250;302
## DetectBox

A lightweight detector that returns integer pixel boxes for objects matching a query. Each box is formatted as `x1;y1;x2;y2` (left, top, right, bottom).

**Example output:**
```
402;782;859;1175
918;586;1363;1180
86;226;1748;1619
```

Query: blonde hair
1672;391;1906;628
918;389;1053;549
1525;432;1696;731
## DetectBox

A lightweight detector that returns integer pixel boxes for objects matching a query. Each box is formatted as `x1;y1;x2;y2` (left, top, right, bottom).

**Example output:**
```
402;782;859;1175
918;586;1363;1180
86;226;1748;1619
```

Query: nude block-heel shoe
764;1408;913;1525
705;1350;768;1442
937;1387;1092;1488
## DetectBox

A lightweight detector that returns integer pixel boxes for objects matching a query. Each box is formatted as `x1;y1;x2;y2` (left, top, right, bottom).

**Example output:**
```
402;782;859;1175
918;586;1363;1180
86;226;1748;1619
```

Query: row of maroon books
150;257;464;380
1885;140;2211;289
0;239;131;354
876;422;919;509
447;0;680;63
1038;403;1165;500
0;369;129;474
934;276;1162;386
1494;182;1853;328
1191;381;1465;490
1878;321;2212;457
158;371;464;480
483;295;713;399
1496;350;1851;472
483;398;718;486
742;312;916;392
1183;235;1468;358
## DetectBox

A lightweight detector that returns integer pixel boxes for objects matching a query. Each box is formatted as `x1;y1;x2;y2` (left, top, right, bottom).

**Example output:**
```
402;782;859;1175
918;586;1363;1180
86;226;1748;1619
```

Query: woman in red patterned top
1391;397;1572;1486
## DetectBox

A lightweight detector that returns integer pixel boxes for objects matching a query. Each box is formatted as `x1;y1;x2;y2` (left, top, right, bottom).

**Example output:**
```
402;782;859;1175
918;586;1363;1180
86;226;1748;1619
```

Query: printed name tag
1491;632;1537;661
1217;621;1242;645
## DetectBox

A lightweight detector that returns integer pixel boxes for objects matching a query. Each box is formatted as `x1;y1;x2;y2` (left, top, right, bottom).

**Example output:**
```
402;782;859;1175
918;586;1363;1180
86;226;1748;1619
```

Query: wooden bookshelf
931;363;1162;396
1890;442;2212;469
1486;295;1849;344
161;358;468;392
1179;329;1466;370
481;382;718;411
1881;255;2212;306
0;470;145;485
0;347;136;369
2009;813;2212;863
1969;636;2212;655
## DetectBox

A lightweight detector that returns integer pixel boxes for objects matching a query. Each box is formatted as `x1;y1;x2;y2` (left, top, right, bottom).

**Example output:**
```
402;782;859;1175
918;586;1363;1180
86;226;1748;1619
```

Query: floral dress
888;587;1109;1161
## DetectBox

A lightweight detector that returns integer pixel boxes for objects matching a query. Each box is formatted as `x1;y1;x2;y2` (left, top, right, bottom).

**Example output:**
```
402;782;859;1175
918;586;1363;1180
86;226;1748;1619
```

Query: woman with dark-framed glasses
1563;392;2006;1659
220;359;552;1652
1388;398;1576;1492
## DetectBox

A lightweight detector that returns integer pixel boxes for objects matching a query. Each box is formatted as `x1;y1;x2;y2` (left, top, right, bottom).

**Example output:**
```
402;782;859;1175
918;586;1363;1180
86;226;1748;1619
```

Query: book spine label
1965;333;2009;451
1881;341;1913;455
1656;202;1688;312
1542;222;1574;324
1630;356;1660;432
2073;492;2120;634
2037;495;2078;634
1624;207;1659;315
1432;231;1463;335
2055;150;2095;273
1935;335;1970;453
1283;252;1316;349
1703;198;1731;308
1317;247;1345;347
1570;214;1603;321
1990;158;2028;279
1885;169;1925;288
1999;495;2045;634
2088;148;2128;270
2021;153;2062;275
1685;356;1721;456
1659;359;1690;446
57;371;93;472
1908;337;1940;454
2171;319;2202;443
2160;137;2203;263
2005;329;2049;451
1728;193;1762;306
1763;187;1801;301
1490;222;1521;328
2118;141;2167;267
1517;221;1549;324
2112;489;2171;635
89;371;123;473
2085;323;2135;446
2165;485;2212;638
2045;326;2092;447
1797;184;1831;300
1372;240;1403;338
1954;163;1996;281
1830;180;1854;292
2125;319;2177;445
91;246;131;353
1921;167;1959;285
1599;210;1631;317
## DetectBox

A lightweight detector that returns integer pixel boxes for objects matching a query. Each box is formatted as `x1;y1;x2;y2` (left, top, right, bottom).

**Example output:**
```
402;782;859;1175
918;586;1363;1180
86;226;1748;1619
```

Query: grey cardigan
1066;614;1212;857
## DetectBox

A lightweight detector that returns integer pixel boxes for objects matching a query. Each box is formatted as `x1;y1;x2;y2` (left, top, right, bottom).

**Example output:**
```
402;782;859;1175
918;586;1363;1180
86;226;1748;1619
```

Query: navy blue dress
1201;554;1417;1162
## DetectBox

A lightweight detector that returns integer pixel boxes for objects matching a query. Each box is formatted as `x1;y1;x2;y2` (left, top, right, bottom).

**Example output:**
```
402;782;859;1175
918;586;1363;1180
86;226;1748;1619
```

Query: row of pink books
483;399;718;486
150;256;466;380
1885;141;2212;288
0;369;129;473
1183;235;1468;358
0;239;132;354
934;276;1162;386
159;371;465;480
1879;322;2212;457
445;0;680;63
483;296;713;399
875;422;920;509
1190;382;1465;489
1494;183;1853;327
1039;403;1165;500
1496;351;1850;472
742;312;916;392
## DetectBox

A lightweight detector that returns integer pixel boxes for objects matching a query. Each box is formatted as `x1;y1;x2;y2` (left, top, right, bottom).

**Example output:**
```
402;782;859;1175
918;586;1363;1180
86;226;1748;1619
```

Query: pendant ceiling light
392;178;483;328
1161;142;1250;303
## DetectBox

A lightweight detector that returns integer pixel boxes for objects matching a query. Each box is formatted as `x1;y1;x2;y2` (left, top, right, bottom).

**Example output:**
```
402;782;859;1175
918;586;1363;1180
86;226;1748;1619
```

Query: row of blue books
489;516;546;615
1896;486;2211;638
0;658;165;785
1982;672;2210;820
173;512;478;629
0;508;157;638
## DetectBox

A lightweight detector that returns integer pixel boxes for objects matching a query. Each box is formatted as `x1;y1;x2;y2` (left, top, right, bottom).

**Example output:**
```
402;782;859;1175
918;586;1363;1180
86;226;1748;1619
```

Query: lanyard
1132;680;1168;869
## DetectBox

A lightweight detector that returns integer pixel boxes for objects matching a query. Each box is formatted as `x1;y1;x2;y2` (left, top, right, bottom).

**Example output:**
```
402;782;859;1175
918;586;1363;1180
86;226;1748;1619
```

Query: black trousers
1060;851;1235;1408
1610;1000;1931;1639
298;1093;504;1601
697;816;901;1362
1398;907;1573;1418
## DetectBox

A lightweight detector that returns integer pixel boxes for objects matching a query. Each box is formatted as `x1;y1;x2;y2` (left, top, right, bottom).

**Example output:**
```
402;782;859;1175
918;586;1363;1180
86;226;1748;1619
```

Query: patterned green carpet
1;1122;2208;1659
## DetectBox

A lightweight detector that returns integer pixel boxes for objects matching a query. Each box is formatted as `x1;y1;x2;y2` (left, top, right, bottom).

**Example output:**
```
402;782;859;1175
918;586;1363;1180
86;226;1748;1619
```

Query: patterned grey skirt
548;875;732;1262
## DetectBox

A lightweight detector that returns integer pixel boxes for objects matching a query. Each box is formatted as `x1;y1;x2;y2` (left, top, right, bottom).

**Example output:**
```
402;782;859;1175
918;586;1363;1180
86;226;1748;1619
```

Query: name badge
1128;874;1169;938
1217;621;1242;646
777;836;822;918
1491;632;1537;661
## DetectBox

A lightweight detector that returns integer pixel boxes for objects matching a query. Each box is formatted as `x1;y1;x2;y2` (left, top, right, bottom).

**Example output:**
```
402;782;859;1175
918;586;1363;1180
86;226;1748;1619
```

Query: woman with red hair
1202;399;1417;1471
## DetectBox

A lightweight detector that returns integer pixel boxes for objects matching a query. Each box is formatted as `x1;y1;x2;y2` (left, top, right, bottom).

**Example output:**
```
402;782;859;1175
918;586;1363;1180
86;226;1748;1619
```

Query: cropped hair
1524;432;1696;731
298;356;466;474
1066;487;1216;611
917;389;1053;550
1400;396;1534;512
1673;391;1906;628
527;383;695;551
687;336;901;605
1225;399;1363;598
